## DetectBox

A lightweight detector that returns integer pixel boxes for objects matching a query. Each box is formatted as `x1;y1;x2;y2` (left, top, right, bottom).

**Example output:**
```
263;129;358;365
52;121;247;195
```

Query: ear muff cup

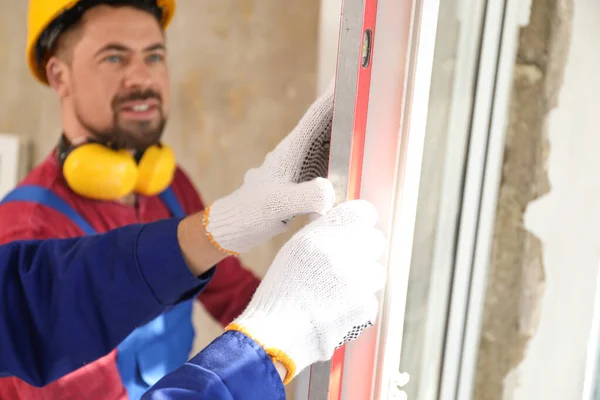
61;142;176;201
135;144;176;196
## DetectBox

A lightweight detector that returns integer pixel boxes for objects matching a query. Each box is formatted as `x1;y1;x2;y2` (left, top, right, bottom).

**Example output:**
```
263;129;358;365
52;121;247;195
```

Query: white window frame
299;0;529;397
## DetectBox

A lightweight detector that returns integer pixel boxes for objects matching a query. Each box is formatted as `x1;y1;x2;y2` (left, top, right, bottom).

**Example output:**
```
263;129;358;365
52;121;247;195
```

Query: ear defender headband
57;136;176;201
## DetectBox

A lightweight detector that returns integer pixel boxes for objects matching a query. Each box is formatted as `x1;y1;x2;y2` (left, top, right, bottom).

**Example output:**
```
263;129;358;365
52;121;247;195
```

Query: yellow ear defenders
57;136;177;201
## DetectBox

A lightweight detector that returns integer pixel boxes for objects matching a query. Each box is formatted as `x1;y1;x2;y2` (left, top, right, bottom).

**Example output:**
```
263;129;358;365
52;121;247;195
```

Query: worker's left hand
203;82;336;255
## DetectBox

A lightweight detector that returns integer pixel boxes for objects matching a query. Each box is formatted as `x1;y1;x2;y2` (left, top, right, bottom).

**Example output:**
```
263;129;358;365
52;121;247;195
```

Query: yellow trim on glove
225;323;296;385
202;205;240;257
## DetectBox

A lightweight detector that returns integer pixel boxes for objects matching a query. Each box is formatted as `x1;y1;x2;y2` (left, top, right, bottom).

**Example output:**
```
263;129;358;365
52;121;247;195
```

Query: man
0;200;385;400
0;0;335;398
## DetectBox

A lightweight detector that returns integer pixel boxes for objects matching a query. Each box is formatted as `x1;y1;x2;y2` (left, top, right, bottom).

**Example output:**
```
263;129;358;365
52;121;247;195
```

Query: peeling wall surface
0;0;320;386
513;0;600;398
473;0;600;398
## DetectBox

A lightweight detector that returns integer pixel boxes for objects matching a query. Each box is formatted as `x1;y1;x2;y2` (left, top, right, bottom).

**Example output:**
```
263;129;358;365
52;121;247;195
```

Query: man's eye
105;55;122;63
147;54;164;63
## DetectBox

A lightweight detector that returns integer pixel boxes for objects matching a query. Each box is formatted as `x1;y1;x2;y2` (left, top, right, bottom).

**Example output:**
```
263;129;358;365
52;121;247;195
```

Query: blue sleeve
143;331;286;400
0;217;215;387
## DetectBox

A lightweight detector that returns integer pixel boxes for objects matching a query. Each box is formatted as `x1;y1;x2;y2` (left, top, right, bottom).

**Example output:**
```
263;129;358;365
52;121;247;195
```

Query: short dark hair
36;0;164;66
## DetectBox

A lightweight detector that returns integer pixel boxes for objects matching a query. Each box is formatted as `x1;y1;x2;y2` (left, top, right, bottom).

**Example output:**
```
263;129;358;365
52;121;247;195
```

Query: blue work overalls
0;185;195;399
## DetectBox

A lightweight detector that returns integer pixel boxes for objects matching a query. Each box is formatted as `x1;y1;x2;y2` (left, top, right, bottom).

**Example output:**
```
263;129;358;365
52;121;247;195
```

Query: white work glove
203;82;335;256
225;200;386;384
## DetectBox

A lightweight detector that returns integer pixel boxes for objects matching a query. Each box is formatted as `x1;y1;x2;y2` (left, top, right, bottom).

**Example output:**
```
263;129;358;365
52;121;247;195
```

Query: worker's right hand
202;82;336;256
225;199;386;384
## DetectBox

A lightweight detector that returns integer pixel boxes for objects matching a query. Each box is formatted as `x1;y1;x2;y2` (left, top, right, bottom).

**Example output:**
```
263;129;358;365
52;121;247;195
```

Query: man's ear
45;57;70;97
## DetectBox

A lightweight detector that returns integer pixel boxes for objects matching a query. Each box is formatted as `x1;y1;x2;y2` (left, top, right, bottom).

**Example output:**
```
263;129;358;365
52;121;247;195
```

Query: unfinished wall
473;0;573;398
512;0;600;397
0;0;320;388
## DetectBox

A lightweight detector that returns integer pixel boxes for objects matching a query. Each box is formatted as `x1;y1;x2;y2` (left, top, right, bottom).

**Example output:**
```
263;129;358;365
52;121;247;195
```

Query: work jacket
0;152;260;399
0;218;285;399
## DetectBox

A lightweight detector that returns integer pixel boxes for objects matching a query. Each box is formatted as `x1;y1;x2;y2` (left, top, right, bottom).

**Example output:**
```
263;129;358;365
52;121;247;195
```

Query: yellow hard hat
26;0;176;85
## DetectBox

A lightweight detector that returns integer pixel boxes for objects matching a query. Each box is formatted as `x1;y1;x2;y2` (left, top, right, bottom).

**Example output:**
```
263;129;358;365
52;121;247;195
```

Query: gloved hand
225;199;386;384
203;82;335;256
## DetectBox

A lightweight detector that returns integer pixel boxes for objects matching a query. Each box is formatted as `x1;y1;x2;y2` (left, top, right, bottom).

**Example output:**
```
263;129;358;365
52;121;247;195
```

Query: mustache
113;90;162;108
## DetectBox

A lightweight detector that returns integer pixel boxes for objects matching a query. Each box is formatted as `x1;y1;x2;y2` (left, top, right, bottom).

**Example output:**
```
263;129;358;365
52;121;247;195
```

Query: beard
75;89;167;153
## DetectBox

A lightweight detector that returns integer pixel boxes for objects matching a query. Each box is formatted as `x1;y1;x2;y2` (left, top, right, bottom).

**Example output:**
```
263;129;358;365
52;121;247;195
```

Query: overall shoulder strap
0;185;97;235
158;187;186;218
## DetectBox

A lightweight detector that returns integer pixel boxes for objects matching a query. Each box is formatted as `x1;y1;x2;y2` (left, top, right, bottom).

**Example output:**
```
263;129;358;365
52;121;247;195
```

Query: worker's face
48;6;170;152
